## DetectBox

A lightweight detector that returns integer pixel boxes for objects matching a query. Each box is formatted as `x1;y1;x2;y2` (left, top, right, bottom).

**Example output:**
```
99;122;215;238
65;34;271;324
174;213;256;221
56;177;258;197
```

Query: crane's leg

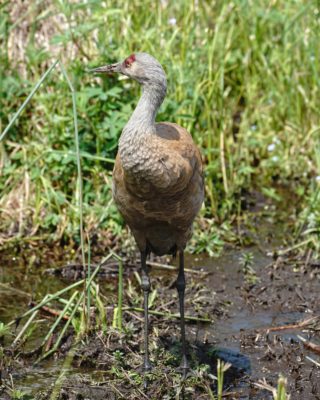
176;250;189;377
140;250;152;373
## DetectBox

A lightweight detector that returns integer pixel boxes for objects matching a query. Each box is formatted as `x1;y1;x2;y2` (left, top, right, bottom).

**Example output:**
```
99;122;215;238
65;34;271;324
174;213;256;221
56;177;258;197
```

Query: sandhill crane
90;53;204;377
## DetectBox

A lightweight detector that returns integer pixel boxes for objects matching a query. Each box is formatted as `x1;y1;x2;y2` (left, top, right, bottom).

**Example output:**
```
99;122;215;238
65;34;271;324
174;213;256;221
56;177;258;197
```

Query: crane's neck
123;82;166;135
119;81;167;171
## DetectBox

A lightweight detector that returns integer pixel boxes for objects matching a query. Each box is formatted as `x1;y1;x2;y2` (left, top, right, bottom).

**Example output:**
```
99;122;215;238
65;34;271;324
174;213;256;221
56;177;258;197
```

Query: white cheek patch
130;63;139;74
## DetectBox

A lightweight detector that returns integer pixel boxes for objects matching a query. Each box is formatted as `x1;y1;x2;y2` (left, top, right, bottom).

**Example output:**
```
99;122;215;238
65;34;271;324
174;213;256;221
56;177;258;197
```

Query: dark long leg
176;250;189;377
140;251;152;372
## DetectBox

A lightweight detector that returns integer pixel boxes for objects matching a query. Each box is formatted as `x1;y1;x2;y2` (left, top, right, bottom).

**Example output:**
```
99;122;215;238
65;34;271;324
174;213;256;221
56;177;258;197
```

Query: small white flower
168;17;177;26
316;175;320;182
250;124;257;131
272;156;279;162
268;143;276;152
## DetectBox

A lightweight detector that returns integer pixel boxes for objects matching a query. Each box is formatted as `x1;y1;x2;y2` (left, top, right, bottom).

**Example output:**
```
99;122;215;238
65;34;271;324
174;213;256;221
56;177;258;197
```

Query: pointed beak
88;62;122;74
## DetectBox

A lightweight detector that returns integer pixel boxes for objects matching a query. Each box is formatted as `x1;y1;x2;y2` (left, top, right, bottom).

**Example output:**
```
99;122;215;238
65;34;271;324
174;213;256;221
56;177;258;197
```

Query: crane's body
113;121;203;256
90;53;204;379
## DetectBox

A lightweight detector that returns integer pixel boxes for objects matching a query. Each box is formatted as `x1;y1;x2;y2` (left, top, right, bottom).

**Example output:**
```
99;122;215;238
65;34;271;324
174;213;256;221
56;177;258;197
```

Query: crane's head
89;52;167;89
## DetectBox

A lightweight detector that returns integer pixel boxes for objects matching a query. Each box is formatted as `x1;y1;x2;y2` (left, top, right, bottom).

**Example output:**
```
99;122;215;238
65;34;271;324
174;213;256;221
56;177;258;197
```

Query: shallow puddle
1;214;320;399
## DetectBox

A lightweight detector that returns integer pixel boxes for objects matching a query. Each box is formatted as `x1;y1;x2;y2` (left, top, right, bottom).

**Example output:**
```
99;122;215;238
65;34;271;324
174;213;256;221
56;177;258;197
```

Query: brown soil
0;212;320;399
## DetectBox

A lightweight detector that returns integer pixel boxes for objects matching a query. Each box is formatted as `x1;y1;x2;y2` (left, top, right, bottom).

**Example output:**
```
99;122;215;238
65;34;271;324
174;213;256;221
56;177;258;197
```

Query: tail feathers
146;240;177;257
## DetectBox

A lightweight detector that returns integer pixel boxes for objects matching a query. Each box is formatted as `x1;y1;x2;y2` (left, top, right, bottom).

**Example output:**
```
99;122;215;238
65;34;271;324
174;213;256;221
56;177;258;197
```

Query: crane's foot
137;359;153;374
177;356;190;379
137;358;153;389
143;359;153;372
142;362;153;390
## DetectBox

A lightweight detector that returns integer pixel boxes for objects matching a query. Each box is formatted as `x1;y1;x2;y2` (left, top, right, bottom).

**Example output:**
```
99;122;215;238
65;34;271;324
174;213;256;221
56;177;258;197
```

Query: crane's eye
124;54;136;68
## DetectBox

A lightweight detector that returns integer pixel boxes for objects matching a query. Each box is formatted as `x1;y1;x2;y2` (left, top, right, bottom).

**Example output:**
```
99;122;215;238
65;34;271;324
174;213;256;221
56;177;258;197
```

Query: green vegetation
215;359;231;400
0;2;318;396
239;251;260;284
275;376;289;400
0;1;319;254
255;375;289;400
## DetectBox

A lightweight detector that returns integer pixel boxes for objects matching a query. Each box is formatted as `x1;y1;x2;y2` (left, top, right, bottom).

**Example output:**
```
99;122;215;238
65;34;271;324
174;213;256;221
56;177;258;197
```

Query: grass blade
117;260;123;331
40;290;79;349
0;60;58;142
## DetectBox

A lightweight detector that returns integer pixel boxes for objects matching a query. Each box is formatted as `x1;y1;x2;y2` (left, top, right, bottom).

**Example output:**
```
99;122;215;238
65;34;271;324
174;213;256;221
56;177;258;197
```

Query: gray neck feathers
119;79;167;171
122;81;166;134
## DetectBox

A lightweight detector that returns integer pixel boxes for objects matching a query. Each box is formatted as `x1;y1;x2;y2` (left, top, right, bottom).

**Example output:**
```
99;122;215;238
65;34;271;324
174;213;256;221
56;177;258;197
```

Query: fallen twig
147;260;208;276
253;378;276;395
259;316;319;332
306;356;320;367
59;260;208;276
123;306;212;323
297;335;320;355
30;301;70;321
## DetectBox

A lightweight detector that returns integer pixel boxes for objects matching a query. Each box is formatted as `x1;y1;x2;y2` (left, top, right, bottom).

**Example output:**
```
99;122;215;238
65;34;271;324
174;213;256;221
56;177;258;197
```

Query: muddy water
189;241;320;398
0;257;64;323
1;218;320;398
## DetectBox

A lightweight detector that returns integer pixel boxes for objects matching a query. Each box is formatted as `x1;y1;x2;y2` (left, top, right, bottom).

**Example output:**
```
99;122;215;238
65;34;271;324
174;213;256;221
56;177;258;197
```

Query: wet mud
0;206;320;399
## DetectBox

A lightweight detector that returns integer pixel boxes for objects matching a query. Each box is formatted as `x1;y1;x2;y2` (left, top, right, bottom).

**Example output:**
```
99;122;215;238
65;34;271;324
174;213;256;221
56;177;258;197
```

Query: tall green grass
0;0;319;251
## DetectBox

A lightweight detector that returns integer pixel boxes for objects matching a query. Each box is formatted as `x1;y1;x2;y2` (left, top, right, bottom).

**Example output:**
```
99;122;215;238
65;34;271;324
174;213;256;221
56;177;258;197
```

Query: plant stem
0;60;59;142
117;260;123;331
